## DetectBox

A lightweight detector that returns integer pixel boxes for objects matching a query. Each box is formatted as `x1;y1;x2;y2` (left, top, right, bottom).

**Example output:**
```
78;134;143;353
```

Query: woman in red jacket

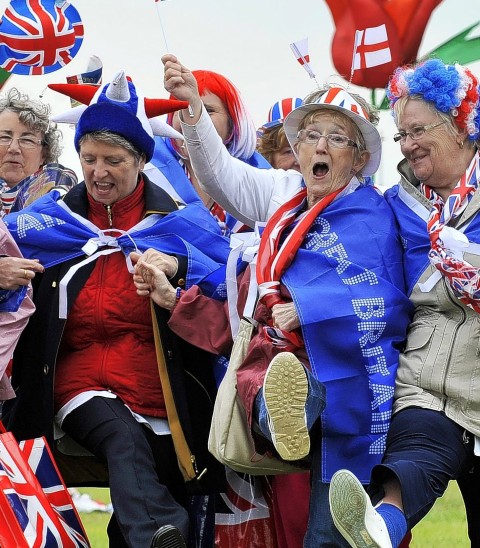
4;72;229;548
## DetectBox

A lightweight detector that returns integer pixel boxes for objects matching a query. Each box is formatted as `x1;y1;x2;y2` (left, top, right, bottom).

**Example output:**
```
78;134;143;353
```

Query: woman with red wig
146;69;270;236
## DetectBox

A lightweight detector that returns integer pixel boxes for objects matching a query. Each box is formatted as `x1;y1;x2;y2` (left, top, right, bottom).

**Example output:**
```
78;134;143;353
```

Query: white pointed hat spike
106;71;130;103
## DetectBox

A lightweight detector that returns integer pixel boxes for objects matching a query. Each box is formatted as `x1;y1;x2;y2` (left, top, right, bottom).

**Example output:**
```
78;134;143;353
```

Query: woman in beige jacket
330;59;480;548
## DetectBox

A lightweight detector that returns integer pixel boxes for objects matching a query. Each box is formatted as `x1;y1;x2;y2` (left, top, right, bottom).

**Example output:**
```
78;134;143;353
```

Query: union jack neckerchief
424;152;480;311
256;185;345;349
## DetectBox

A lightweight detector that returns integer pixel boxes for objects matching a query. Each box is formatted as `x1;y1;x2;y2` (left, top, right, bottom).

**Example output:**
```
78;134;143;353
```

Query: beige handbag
208;317;302;475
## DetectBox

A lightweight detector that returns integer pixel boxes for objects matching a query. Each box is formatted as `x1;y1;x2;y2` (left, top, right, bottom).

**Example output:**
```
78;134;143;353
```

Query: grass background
78;481;469;547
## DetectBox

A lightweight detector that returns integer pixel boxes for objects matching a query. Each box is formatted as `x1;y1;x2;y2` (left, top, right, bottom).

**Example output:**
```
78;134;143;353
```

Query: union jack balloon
0;0;83;75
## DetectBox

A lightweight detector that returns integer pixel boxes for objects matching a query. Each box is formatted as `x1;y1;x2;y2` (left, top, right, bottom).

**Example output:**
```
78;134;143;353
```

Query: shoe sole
329;470;385;548
263;352;309;461
151;526;187;548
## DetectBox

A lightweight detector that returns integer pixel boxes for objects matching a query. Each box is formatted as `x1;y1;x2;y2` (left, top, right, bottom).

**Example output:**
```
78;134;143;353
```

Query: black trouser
458;458;480;548
62;396;189;548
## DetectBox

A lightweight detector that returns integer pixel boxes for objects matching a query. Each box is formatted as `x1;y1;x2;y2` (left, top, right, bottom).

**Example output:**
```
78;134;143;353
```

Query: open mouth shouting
95;182;115;195
312;162;330;179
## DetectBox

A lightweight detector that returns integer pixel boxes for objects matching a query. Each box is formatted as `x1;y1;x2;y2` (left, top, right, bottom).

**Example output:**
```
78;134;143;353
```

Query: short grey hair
0;88;62;164
78;131;145;164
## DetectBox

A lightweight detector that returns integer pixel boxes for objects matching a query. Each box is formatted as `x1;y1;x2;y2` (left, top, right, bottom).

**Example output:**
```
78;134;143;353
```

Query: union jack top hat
283;87;381;176
262;97;303;130
48;71;188;162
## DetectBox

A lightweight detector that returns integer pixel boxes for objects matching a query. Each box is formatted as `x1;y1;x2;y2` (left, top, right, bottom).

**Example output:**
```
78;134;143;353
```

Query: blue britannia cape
283;185;412;482
4;189;230;307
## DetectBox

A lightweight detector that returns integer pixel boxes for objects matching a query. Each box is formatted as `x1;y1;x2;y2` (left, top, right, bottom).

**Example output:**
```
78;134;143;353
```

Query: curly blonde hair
256;125;290;165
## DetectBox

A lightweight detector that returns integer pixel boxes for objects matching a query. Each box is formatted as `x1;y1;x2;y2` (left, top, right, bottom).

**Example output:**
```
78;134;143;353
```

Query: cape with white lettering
4;189;230;301
283;185;413;482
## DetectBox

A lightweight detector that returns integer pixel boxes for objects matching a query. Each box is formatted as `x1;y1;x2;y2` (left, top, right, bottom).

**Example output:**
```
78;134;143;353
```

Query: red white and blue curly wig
387;58;480;141
167;69;256;160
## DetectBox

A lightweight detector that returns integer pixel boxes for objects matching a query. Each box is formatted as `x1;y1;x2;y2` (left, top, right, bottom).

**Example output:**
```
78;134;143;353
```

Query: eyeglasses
393;121;446;144
0;135;44;149
297;129;358;149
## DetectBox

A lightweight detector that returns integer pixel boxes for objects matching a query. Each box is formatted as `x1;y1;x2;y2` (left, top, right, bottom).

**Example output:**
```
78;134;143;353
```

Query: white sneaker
329;469;393;548
72;492;113;513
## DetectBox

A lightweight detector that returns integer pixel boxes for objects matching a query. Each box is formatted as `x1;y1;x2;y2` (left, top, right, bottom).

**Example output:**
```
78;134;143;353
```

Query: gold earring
459;141;464;149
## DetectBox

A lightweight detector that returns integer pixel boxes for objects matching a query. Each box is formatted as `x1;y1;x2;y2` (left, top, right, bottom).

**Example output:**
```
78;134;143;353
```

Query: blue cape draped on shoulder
4;189;230;301
283;185;413;482
384;184;480;295
384;185;433;295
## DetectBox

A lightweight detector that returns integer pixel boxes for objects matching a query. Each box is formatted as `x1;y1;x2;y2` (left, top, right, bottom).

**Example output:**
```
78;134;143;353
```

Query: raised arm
162;54;303;225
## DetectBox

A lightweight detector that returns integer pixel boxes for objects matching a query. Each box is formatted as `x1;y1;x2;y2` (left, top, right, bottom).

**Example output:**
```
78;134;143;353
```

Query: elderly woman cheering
3;72;231;548
329;59;480;548
149;55;413;548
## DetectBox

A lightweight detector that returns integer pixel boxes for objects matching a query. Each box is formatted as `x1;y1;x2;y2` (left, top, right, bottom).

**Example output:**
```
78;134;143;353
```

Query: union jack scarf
256;185;345;348
424;152;480;311
1;163;77;217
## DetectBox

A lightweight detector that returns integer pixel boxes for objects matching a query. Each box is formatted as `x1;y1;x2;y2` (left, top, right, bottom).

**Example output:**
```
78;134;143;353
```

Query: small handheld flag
66;55;102;107
290;38;316;79
350;24;391;81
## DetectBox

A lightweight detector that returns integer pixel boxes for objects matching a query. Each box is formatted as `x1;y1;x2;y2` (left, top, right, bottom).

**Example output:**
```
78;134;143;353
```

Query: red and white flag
290;37;316;79
351;24;391;73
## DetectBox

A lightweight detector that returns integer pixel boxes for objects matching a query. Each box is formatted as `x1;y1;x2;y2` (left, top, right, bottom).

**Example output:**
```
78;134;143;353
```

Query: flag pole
348;30;361;90
154;0;169;52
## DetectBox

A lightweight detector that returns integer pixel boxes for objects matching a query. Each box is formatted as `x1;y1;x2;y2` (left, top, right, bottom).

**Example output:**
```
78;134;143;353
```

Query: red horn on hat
48;83;99;105
48;83;189;116
144;98;189;116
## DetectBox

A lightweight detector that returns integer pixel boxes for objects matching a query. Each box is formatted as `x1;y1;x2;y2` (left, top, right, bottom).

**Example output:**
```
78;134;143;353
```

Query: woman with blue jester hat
3;71;231;548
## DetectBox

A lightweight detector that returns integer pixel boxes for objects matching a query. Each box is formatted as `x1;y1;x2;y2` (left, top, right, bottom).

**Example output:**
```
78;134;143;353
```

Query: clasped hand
130;249;177;311
271;302;300;332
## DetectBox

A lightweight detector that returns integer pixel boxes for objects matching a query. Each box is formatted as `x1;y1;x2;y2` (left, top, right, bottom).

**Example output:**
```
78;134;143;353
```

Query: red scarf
256;185;346;348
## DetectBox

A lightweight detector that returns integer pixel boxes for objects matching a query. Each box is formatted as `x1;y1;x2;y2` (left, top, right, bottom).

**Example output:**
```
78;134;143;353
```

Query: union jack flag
0;0;83;75
0;432;90;547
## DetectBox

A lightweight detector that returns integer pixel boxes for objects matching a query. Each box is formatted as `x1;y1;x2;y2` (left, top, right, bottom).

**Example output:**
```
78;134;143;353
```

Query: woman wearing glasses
329;59;480;548
0;88;77;217
0;89;76;314
142;55;413;548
